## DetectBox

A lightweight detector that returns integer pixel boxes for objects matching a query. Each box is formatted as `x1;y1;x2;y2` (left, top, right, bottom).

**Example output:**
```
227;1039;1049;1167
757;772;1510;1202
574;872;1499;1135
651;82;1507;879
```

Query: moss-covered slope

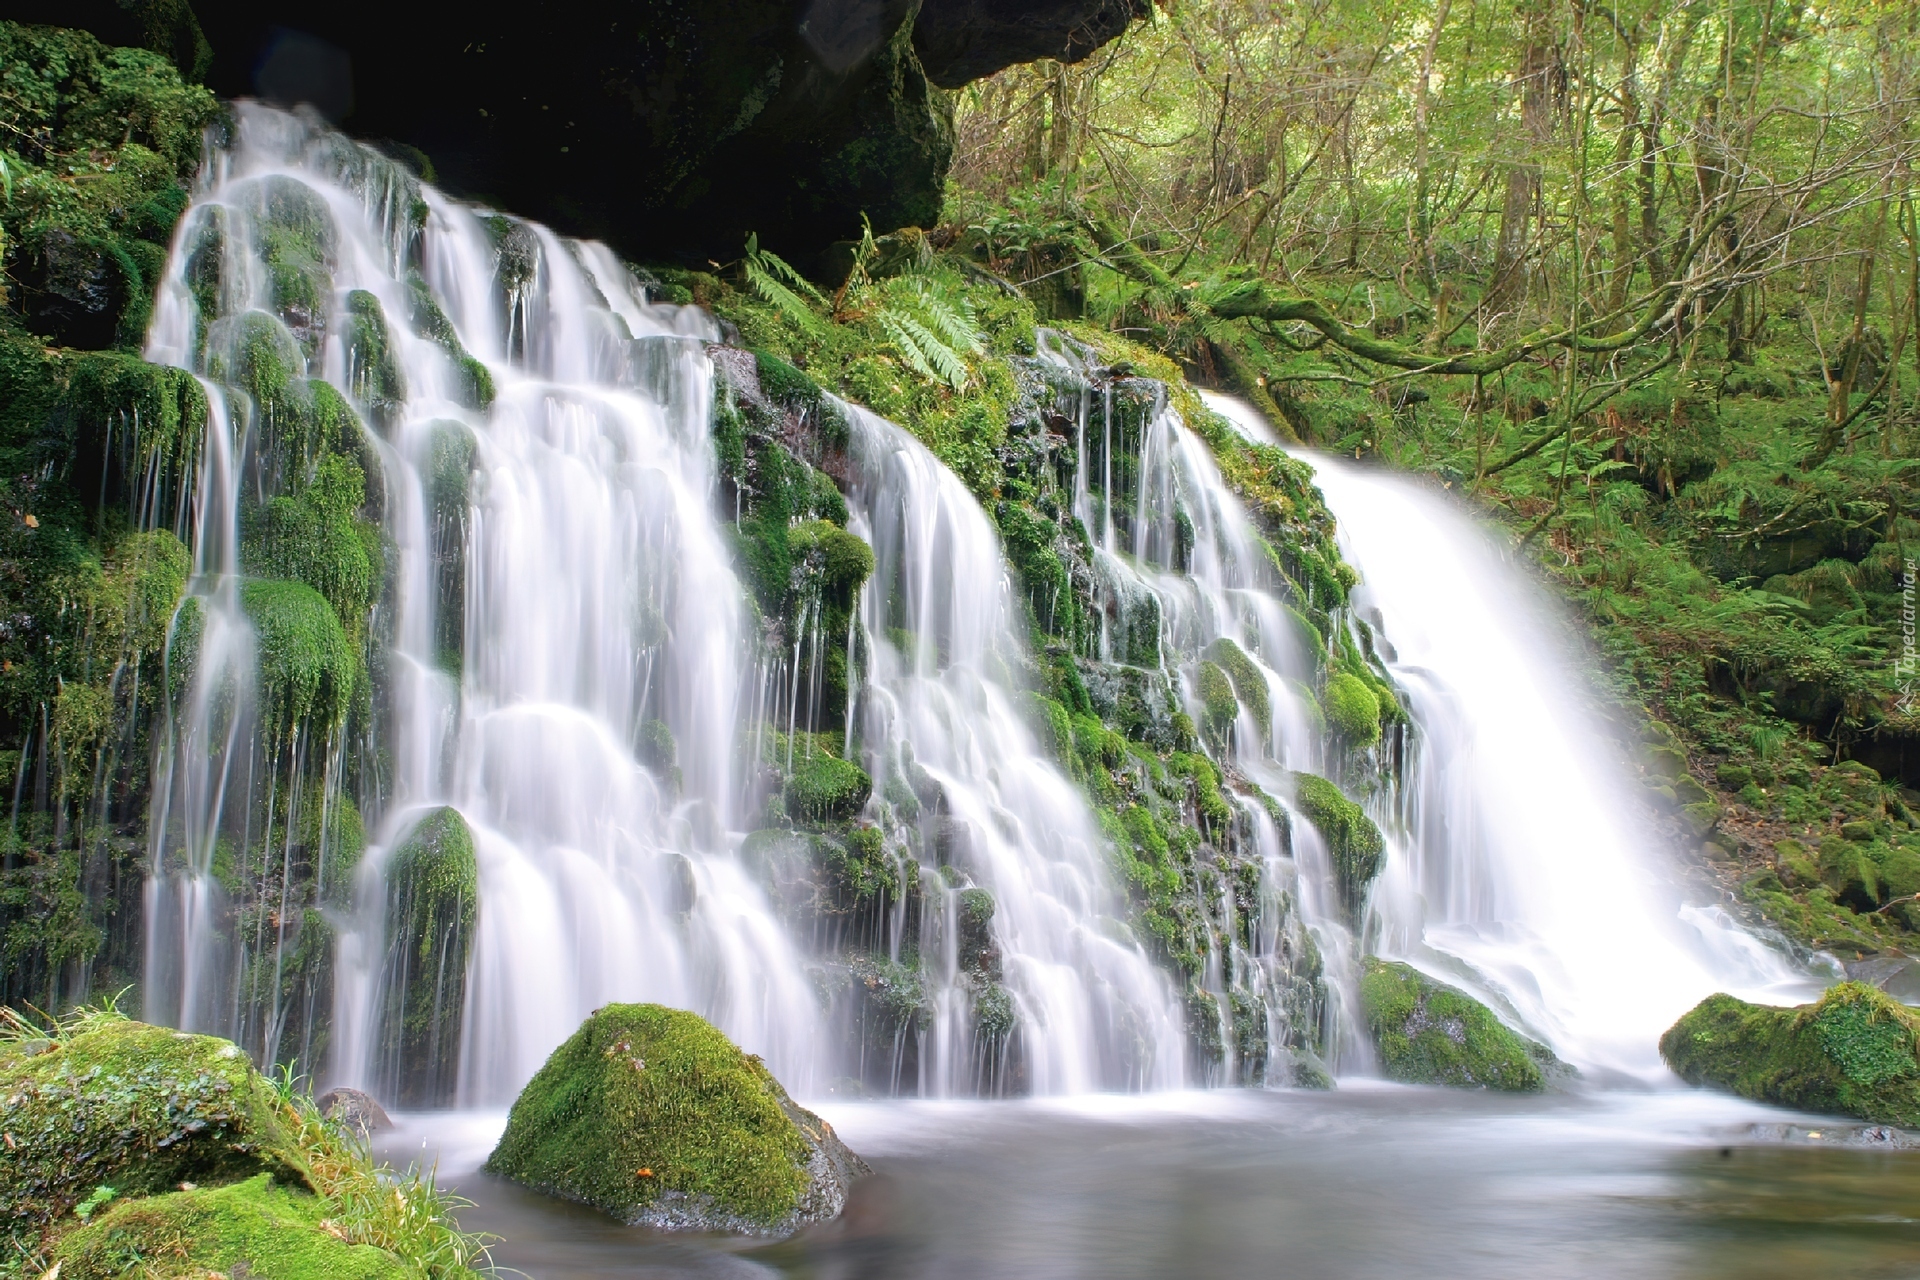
0;1015;308;1235
1661;983;1920;1127
485;1004;869;1234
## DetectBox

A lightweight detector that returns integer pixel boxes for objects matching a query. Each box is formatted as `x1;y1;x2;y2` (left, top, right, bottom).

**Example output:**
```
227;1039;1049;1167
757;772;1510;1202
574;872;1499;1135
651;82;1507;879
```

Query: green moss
825;826;896;905
0;1016;307;1235
1323;670;1381;747
484;1004;833;1231
242;452;379;636
1205;638;1271;738
1661;984;1920;1127
785;754;872;824
1291;772;1385;920
241;578;357;733
1172;752;1233;831
1360;960;1548;1091
788;520;874;596
53;1173;405;1280
381;807;477;1108
1197;660;1237;747
345;290;406;426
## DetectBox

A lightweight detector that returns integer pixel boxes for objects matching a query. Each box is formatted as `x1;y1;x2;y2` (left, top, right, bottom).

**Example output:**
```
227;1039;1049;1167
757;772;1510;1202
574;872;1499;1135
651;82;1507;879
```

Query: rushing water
843;404;1185;1093
381;1094;1920;1280
137;104;1180;1101
1200;392;1818;1076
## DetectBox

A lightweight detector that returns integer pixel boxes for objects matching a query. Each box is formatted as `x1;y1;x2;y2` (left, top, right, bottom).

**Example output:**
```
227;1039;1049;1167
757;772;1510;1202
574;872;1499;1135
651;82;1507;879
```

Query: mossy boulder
784;753;873;824
1205;637;1271;738
379;807;478;1108
1660;983;1920;1127
0;1017;308;1233
1196;659;1237;746
51;1173;405;1280
1360;960;1553;1092
241;577;357;732
1323;670;1381;747
484;1004;869;1235
1291;772;1385;920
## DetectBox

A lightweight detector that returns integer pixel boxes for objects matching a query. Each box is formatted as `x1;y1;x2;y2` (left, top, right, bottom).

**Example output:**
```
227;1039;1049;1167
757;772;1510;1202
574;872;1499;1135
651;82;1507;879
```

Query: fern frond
911;285;983;356
894;312;970;389
744;256;826;335
875;309;944;385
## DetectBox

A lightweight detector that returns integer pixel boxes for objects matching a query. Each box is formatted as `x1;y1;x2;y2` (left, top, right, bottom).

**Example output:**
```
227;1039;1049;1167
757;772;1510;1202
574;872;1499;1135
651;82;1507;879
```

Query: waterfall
1034;339;1365;1079
142;104;821;1100
841;403;1185;1094
1202;391;1815;1078
136;104;1186;1103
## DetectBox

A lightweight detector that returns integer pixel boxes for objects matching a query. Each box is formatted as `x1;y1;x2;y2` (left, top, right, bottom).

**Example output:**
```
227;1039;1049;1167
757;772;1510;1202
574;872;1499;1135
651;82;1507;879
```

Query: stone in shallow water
485;1003;869;1235
1661;982;1920;1128
317;1087;394;1136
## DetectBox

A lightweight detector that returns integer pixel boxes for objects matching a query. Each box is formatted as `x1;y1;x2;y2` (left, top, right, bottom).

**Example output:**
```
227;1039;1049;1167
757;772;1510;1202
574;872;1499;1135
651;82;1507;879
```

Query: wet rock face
913;0;1151;88
18;228;133;350
172;1;1140;264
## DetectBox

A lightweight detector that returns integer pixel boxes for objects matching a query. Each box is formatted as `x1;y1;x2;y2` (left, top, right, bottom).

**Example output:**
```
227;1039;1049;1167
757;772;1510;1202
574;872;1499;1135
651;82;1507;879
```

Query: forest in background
920;0;1919;952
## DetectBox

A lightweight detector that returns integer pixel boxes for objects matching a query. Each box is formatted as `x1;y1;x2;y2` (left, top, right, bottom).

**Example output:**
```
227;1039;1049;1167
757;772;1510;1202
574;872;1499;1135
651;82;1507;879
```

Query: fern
742;232;827;335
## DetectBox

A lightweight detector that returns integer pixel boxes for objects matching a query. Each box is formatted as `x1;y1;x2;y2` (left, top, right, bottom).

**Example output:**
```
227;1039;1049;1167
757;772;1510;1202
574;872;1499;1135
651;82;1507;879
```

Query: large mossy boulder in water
0;1016;308;1233
1660;983;1920;1127
379;806;478;1108
485;1004;869;1234
1360;960;1554;1092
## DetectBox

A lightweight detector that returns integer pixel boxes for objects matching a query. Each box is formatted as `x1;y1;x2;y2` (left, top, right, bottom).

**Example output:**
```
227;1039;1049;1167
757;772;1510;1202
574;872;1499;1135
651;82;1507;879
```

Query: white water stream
1201;391;1817;1078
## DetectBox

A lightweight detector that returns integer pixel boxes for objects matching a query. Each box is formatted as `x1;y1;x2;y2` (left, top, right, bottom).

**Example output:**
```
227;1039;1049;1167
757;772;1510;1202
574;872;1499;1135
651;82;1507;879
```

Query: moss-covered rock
1360;960;1551;1091
379;807;477;1108
51;1173;406;1280
1205;637;1271;738
784;753;873;824
1660;983;1920;1127
1196;659;1237;747
1323;670;1381;747
1291;772;1385;920
484;1004;869;1234
0;1017;308;1234
241;577;357;733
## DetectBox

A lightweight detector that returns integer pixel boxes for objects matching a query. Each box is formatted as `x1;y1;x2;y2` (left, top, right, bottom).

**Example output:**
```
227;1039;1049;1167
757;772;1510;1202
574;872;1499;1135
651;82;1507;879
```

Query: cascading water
143;104;821;1100
841;402;1185;1094
1201;391;1816;1078
137;104;1187;1104
1033;338;1366;1080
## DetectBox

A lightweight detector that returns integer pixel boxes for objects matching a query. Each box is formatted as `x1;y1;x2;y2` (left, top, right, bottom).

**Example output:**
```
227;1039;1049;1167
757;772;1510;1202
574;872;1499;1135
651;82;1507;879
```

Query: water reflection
382;1091;1920;1279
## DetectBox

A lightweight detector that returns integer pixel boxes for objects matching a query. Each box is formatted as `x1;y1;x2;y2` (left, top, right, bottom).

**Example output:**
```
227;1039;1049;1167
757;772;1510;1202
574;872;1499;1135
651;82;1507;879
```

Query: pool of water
377;1087;1920;1280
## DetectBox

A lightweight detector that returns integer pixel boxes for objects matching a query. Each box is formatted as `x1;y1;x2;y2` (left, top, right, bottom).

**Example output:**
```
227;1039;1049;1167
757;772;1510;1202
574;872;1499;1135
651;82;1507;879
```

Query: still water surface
380;1088;1920;1280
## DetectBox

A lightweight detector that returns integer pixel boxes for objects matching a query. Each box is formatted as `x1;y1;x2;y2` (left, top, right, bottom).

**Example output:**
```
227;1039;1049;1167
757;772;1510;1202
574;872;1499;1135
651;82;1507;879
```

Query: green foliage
1205;638;1270;738
1360;960;1549;1092
483;1003;818;1230
741;234;827;336
1661;984;1920;1128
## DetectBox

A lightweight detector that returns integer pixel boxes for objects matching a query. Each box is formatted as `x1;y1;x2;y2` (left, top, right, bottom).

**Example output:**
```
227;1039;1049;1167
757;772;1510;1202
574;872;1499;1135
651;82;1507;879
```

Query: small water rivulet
1203;391;1818;1077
